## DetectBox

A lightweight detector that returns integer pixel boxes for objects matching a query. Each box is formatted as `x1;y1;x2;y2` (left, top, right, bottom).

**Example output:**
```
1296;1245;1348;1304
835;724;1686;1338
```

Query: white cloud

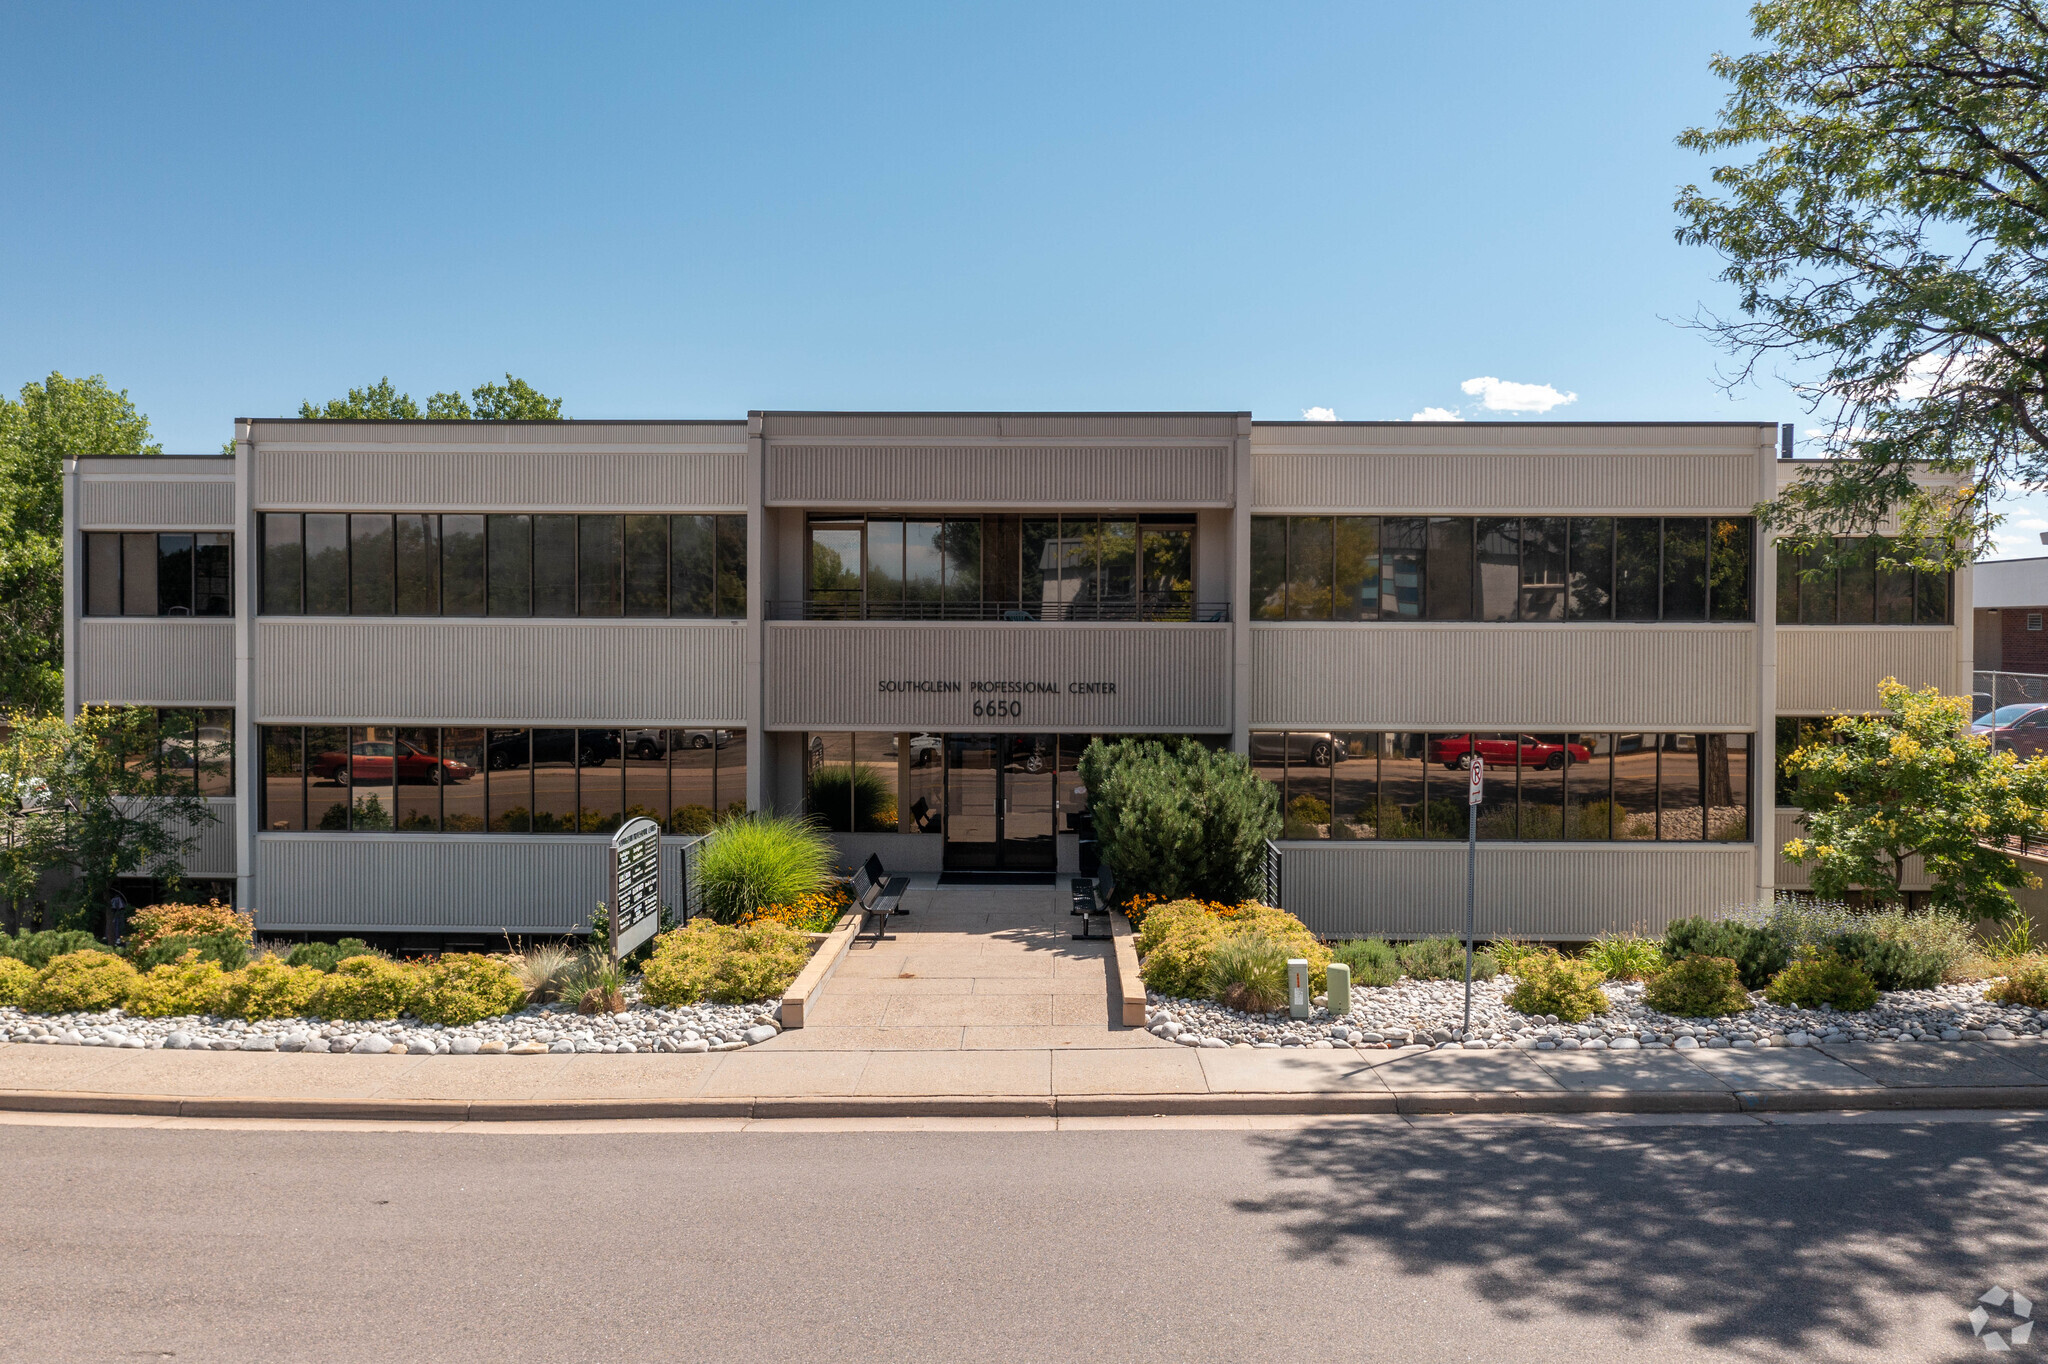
1410;407;1464;422
1301;406;1337;421
1459;375;1579;414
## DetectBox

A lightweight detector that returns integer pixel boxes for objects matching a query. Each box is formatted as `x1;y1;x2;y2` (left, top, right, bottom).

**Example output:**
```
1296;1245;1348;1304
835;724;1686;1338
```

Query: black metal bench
853;853;911;945
1070;863;1114;941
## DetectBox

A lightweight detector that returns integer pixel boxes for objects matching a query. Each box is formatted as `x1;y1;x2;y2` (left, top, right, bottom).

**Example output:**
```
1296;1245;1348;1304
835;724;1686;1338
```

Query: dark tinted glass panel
1141;519;1191;614
577;729;623;832
1838;536;1876;623
1375;734;1425;838
196;708;234;796
943;518;983;604
1022;518;1058;617
262;726;304;831
1096;519;1132;605
669;730;715;833
1704;734;1748;842
671;514;714;617
1381;518;1425;619
532;515;576;616
904;521;943;604
1658;734;1704;840
1420;735;1466;835
486;514;531;616
346;726;394;829
152;710;195;792
578;515;623;616
1797;545;1837;623
714;515;746;617
1285;516;1332;620
1520;736;1564;838
1473;734;1518;840
530;728;576;830
1521;517;1566;621
1775;542;1801;624
1611;735;1657;839
306;725;350;829
121;533;157;616
194;534;233;616
624;729;667;827
984;516;1021;606
1424;518;1473;621
303;515;348;615
1566;518;1612;621
1282;736;1333;840
1875;537;1914;623
1661;518;1708;621
1709;518;1752;622
394;727;440;831
810;522;862;614
442;514;485;616
855;732;899;832
86;533;122;616
1614;519;1660;621
394;514;438;615
442;727;488;832
622;515;666;616
1330;732;1376;836
260;516;302;615
1475;518;1519;622
157;534;194;615
486;728;531;832
716;727;747;818
1565;736;1613;839
807;732;856;831
1332;517;1378;621
1916;563;1950;624
349;515;393;615
1250;734;1287;836
1250;517;1286;620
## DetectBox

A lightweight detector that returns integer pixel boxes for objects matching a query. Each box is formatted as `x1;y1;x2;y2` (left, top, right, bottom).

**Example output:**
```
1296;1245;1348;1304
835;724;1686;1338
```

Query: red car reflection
1428;734;1591;771
313;740;475;786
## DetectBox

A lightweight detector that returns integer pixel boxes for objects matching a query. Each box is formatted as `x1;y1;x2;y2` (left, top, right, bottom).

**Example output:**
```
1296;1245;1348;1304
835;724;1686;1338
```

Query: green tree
299;374;565;422
1675;1;2048;565
0;373;161;714
1;707;217;932
1079;738;1280;903
1781;678;2048;918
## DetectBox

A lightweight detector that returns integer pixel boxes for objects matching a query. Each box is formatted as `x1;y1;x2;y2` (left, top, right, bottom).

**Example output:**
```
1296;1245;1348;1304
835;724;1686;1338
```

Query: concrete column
234;423;256;911
744;413;767;814
1229;413;1252;754
61;461;79;721
1755;427;1779;905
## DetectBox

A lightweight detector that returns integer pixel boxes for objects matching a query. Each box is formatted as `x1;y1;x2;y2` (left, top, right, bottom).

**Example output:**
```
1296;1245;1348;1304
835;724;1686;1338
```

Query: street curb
7;1085;2048;1122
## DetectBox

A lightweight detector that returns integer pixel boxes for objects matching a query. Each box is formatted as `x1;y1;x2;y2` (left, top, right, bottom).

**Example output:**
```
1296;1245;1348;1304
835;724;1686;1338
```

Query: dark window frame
83;531;237;618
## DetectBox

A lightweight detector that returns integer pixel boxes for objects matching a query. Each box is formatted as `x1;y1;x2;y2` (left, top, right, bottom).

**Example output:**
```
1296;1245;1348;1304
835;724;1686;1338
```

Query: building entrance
943;734;1058;871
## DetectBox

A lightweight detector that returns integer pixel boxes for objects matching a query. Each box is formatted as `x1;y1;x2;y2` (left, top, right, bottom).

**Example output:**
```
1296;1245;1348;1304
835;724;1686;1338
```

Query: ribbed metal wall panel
78;476;235;529
1775;627;1962;713
255;620;747;723
1249;625;1755;730
253;836;609;931
173;799;238;876
254;448;745;510
1279;843;1757;940
761;413;1242;441
763;623;1231;730
1251;454;1758;512
765;445;1233;507
1771;808;1932;891
76;619;234;706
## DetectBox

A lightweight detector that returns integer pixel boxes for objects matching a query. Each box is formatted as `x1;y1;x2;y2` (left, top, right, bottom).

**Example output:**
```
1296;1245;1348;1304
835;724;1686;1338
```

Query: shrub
1079;737;1279;903
1204;933;1290;1013
561;952;628;1014
1506;953;1611;1023
219;958;325;1020
1827;930;1942;992
739;886;856;934
1332;938;1400;988
311;954;423;1020
0;930;101;969
0;956;35;1005
1987;956;2048;1008
696;813;835;925
413;954;527;1025
22;950;139;1013
669;804;716;835
124;899;253;951
1488;939;1547;976
126;952;232;1018
1864;909;1979;982
1286;794;1333;826
1764;950;1878;1012
1136;909;1229;997
640;921;814;1005
130;931;248;973
1398;937;1499;983
284;938;378;973
1643;954;1751;1017
1583;933;1665;982
512;943;579;1003
807;763;896;833
1661;917;1790;990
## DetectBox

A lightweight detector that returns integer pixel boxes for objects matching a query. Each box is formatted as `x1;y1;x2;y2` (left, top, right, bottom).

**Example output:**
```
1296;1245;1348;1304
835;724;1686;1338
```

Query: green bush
1764;950;1878;1012
284;938;378;973
1286;794;1333;826
1661;917;1789;990
807;764;896;833
668;804;716;836
0;930;102;969
639;921;814;1005
0;956;35;1004
124;899;253;950
1398;937;1499;982
1332;938;1400;988
1826;930;1942;992
22;950;139;1013
1203;933;1290;1013
413;954;527;1025
130;931;248;973
696;813;835;925
1135;907;1229;997
220;958;325;1020
1643;954;1752;1017
126;953;231;1018
311;954;423;1020
1987;956;2048;1008
1506;953;1611;1023
1079;738;1278;903
1583;933;1665;982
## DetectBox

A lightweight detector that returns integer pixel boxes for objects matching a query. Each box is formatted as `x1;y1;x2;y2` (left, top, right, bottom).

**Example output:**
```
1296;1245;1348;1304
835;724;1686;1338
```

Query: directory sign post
1463;756;1483;1035
609;817;663;963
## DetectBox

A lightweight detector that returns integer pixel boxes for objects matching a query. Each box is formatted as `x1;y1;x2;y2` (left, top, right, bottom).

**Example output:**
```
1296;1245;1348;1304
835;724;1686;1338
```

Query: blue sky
8;2;2038;553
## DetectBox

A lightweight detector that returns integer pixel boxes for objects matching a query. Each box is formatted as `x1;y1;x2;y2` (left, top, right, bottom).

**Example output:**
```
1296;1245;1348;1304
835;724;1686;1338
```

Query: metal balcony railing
768;598;1230;623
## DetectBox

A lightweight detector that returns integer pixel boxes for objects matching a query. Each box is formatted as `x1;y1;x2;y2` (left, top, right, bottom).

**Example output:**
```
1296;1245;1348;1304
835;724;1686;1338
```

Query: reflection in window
259;517;302;615
395;514;439;615
350;515;394;616
578;516;623;617
443;515;486;616
84;532;237;617
1776;536;1952;624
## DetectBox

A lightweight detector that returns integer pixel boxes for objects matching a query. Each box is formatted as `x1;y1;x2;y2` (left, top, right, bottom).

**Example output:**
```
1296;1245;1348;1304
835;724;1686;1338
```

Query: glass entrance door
944;734;1059;871
1000;736;1057;870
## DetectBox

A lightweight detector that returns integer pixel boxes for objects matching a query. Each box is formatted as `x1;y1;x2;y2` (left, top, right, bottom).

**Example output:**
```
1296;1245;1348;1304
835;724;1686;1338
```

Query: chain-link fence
1972;671;2048;754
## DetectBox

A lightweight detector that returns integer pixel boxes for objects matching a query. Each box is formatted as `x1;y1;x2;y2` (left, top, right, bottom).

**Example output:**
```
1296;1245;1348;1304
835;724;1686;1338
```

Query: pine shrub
1079;737;1279;903
126;952;232;1019
130;931;248;973
284;938;378;973
1661;917;1789;990
1203;933;1290;1013
0;956;34;1005
1826;930;1942;992
1506;953;1611;1023
1643;954;1751;1018
1332;938;1400;988
412;954;527;1025
22;950;139;1013
0;930;102;969
311;955;423;1020
219;958;325;1020
1764;951;1878;1012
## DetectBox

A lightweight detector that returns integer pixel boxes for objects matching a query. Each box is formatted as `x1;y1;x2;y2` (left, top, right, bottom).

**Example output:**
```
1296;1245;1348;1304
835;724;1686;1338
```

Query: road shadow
1237;1118;2048;1358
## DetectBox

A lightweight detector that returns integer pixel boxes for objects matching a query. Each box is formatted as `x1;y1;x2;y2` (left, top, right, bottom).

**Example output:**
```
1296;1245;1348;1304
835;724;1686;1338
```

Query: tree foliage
1079;738;1280;903
298;374;565;422
1781;678;2048;918
0;374;160;714
1676;0;2048;564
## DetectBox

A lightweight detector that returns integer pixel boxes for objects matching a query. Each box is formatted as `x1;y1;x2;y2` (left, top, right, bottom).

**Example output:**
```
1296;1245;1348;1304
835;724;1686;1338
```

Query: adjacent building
62;413;1971;943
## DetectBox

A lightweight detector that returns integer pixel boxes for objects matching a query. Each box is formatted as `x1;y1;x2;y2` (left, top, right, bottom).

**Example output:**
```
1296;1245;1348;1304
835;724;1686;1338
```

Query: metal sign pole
1464;755;1483;1037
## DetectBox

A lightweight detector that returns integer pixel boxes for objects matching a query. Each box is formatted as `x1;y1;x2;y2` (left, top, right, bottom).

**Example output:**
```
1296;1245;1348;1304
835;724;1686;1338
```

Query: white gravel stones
744;1024;779;1044
352;1036;392;1055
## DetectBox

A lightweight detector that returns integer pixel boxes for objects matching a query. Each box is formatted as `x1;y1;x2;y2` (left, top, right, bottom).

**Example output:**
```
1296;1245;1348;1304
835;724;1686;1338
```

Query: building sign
609;816;662;961
877;678;1119;720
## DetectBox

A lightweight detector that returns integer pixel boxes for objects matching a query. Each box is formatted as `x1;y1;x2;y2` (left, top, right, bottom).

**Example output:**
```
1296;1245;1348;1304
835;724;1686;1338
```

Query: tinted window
715;515;747;617
260;515;302;615
122;533;157;616
86;533;122;616
442;514;485;616
1837;536;1875;622
394;514;438;615
578;514;623;616
1249;517;1286;620
1916;562;1949;624
1285;516;1332;620
442;728;488;831
1381;518;1425;619
671;514;714;617
1613;519;1659;621
487;727;530;832
1424;518;1473;621
1475;518;1518;622
1566;518;1611;620
905;520;944;605
1875;538;1914;623
486;514;531;616
349;514;393;615
192;533;232;617
1797;544;1837;624
810;522;862;612
943;518;983;604
624;515;667;616
157;534;194;615
532;515;576;616
303;514;349;615
1141;518;1193;613
1709;518;1751;621
578;729;623;832
1661;518;1708;621
1521;517;1567;621
262;726;304;831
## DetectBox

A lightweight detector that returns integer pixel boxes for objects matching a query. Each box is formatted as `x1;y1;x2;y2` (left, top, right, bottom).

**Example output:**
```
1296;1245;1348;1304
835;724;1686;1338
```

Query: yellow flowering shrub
126;951;232;1018
22;950;139;1013
411;954;527;1025
1134;898;1329;1000
219;958;325;1020
310;954;424;1020
0;956;34;1005
640;921;814;1005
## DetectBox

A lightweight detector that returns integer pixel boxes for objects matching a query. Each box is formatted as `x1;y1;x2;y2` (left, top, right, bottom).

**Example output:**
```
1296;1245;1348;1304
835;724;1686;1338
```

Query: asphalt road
3;1113;2045;1363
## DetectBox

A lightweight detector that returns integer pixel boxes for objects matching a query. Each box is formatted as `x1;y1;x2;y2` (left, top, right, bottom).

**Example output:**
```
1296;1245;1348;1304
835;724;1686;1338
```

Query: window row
803;514;1199;621
260;725;747;835
799;732;1100;833
141;708;235;796
1252;731;1751;841
84;533;234;617
259;513;747;618
1250;516;1754;623
1775;538;1951;625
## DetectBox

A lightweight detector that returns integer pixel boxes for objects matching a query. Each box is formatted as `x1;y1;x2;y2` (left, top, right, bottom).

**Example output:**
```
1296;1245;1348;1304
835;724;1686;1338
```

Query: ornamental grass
696;813;835;925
